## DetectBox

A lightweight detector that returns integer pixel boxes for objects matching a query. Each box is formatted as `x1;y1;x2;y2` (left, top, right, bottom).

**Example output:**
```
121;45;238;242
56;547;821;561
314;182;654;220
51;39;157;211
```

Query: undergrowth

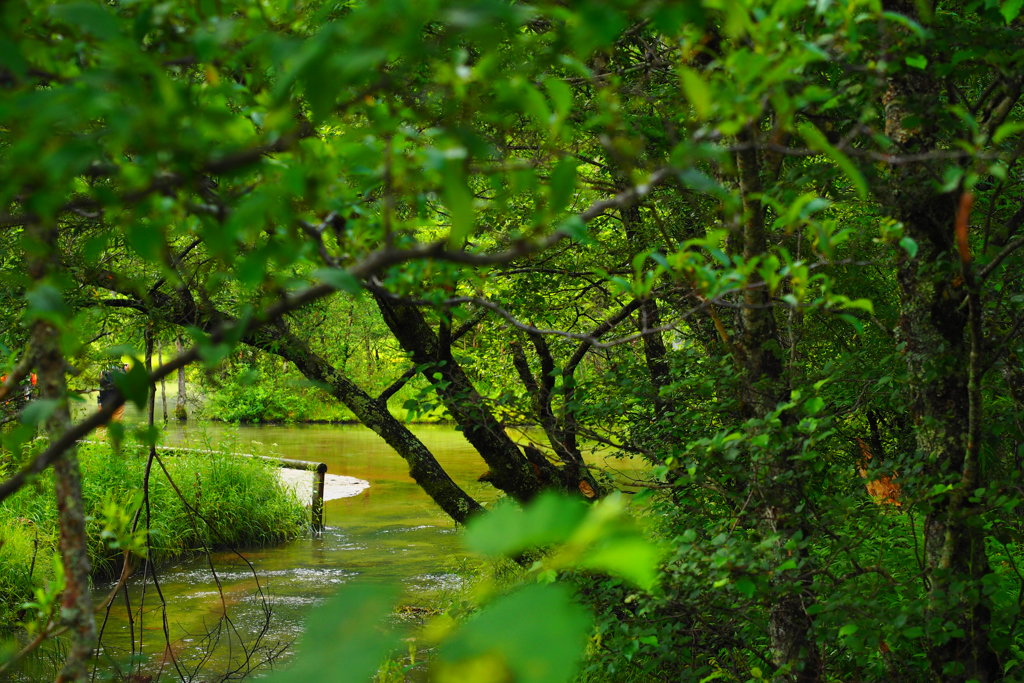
0;439;307;629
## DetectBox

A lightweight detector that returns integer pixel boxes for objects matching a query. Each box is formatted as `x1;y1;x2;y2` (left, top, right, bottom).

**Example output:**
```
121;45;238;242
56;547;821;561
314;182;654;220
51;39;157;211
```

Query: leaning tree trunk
374;293;552;501
27;222;96;682
83;271;484;524
257;319;484;523
882;13;998;675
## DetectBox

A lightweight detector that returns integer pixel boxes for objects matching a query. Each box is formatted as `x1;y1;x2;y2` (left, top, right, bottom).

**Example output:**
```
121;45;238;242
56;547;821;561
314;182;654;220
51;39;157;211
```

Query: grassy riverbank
0;440;307;629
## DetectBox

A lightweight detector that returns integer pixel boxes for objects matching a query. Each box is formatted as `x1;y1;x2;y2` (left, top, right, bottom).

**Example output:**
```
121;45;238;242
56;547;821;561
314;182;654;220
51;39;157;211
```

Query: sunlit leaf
577;536;661;591
437;583;592;683
464;492;587;557
679;67;712;120
548;157;578;215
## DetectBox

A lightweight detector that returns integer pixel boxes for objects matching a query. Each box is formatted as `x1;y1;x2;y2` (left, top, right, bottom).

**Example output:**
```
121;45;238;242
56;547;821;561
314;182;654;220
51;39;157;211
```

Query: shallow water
92;422;500;680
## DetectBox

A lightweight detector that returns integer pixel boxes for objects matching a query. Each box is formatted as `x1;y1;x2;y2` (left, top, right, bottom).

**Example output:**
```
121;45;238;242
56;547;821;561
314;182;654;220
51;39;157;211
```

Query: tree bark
158;337;168;422
374;293;550;501
619;200;671;416
27;223;96;682
882;11;999;673
174;334;187;421
259;319;484;523
735;136;821;682
509;334;602;496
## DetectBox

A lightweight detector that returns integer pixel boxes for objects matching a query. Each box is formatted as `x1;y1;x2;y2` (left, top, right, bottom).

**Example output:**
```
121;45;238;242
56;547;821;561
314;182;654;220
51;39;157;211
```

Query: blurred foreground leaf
263;582;404;683
464;491;587;557
434;583;592;683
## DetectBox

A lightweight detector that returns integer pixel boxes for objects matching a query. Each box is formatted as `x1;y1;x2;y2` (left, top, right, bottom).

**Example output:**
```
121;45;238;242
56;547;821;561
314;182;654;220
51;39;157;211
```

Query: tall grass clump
0;439;308;630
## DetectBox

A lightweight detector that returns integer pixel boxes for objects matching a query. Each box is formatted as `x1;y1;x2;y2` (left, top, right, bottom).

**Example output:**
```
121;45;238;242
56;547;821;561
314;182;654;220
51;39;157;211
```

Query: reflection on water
94;423;499;679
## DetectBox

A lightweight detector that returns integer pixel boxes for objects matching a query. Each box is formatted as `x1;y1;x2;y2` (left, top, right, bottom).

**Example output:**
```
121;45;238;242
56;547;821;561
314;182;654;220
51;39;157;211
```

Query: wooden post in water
312;462;327;533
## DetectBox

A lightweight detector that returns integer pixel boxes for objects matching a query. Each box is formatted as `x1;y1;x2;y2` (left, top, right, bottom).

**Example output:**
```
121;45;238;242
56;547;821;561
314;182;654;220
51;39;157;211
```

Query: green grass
0;439;308;629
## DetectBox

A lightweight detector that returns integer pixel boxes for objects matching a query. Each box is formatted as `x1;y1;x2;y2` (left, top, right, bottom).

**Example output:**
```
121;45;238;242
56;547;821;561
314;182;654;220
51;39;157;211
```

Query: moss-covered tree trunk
882;13;998;675
27;223;96;682
374;294;556;500
174;334;187;421
735;139;821;681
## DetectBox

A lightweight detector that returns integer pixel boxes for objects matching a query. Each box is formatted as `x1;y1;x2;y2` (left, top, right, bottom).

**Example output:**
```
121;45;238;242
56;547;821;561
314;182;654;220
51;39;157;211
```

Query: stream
92;422;502;680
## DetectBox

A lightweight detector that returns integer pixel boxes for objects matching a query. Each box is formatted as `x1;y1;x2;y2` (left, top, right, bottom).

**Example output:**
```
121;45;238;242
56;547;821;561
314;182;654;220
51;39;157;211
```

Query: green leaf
25;284;68;322
881;11;927;40
558;215;593;245
1000;0;1024;23
126;224;165;263
902;626;925;639
899;236;918;259
443;163;475;248
777;558;799;572
734;577;756;598
839;624;859;637
904;54;928;69
848;298;873;313
263;582;403;683
521;83;552;129
838;313;864;334
804;397;825;415
20;399;60;427
579;537;661;591
993;121;1024;144
49;2;120;40
464;492;588;557
438;583;592;683
313;268;362;294
235;252;268;288
113;362;150;410
186;329;233;368
798;122;867;199
679;67;712;120
543;78;573;118
548;157;578;214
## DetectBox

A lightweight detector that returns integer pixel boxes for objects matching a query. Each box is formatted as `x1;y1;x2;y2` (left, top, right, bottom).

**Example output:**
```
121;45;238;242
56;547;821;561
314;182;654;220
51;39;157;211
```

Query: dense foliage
1;0;1023;680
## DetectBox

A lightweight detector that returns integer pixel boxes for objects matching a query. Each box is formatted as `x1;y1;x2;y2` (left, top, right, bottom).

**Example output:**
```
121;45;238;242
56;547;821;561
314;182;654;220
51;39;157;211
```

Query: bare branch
980;234;1024;281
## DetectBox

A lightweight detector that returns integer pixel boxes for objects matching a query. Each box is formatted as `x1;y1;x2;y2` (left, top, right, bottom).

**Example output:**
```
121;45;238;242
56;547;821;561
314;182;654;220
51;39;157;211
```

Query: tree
2;0;1023;680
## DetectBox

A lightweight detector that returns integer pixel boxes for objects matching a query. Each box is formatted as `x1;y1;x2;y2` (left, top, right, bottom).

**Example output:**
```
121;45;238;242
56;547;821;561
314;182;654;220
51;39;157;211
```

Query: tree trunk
735;137;821;682
259;320;484;523
882;22;998;674
174;334;187;421
509;334;602;496
618;199;671;416
27;223;96;682
158;337;168;422
374;293;550;501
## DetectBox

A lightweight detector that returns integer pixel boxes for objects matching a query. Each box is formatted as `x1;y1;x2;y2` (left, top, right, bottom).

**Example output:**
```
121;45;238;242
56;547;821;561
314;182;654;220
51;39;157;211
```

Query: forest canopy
1;0;1024;680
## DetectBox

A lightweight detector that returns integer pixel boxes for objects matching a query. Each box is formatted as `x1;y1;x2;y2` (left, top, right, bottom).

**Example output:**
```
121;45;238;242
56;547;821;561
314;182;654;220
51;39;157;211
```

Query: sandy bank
278;469;370;502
